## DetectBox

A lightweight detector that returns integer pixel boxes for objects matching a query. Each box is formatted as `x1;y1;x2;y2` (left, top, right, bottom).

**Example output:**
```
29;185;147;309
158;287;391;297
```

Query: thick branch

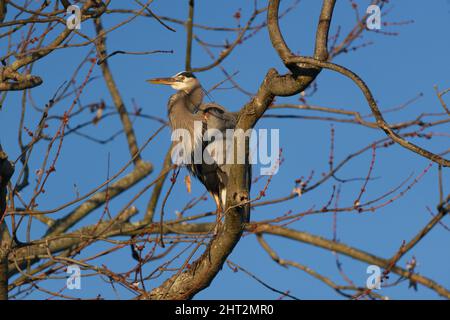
0;148;14;221
0;0;6;23
314;0;336;61
185;0;194;71
10;218;449;299
254;224;450;299
94;18;142;164
0;238;8;300
0;69;42;91
238;0;336;127
147;152;250;299
0;147;14;300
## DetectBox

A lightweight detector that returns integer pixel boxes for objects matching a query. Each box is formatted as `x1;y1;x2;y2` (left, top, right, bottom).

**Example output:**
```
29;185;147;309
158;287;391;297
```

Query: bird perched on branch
147;71;250;228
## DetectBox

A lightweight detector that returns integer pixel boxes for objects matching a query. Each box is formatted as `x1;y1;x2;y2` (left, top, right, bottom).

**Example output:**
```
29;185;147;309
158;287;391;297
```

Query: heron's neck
184;85;204;111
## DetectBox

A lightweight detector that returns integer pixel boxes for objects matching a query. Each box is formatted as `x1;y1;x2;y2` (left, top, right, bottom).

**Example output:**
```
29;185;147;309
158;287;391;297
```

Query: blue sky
1;0;449;299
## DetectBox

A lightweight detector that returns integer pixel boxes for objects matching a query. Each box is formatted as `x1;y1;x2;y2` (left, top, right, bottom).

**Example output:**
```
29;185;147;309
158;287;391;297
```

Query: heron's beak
146;77;177;85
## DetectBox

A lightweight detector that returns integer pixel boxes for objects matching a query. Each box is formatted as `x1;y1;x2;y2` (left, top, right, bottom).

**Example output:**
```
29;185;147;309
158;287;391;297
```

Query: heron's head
147;71;200;93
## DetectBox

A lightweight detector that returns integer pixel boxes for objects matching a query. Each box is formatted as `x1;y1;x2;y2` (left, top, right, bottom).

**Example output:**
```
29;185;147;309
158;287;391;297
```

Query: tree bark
0;147;14;300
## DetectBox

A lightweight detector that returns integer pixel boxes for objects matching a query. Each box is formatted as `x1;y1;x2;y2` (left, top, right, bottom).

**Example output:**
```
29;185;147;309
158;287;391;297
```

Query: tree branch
253;223;450;299
0;146;14;300
285;56;450;167
94;17;144;164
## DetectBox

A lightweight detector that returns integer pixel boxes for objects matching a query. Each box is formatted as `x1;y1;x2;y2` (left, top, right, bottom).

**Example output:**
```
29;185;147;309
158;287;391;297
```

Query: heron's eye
178;76;185;81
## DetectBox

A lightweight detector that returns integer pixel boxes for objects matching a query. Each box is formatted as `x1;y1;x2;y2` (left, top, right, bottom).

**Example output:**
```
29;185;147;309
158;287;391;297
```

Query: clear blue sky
1;0;449;299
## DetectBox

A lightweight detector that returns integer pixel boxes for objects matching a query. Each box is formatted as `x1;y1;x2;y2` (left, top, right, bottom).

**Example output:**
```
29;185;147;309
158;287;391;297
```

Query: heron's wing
189;102;250;215
199;103;237;130
204;135;252;219
190;132;251;219
198;102;227;113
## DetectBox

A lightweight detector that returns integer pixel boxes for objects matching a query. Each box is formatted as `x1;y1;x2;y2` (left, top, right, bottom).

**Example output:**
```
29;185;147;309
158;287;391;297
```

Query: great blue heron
147;71;249;228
